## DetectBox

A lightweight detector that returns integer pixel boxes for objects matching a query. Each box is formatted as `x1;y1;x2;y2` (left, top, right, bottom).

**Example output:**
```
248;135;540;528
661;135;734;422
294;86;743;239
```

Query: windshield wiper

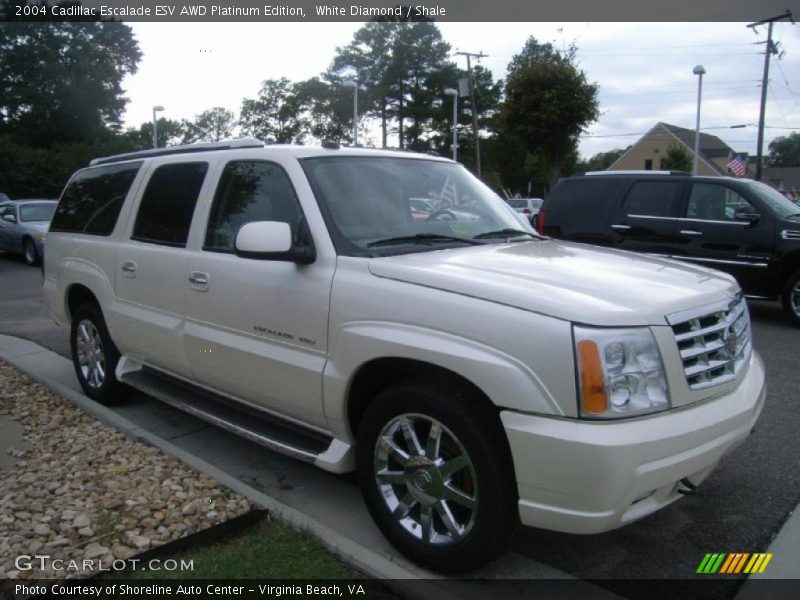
473;228;541;240
366;233;484;248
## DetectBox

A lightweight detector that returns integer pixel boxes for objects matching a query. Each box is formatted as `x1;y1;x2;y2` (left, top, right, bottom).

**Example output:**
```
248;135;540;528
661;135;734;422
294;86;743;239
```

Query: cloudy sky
122;21;800;159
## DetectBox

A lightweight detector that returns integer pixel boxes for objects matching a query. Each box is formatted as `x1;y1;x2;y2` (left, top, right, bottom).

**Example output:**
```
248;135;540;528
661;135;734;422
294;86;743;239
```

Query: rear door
608;178;686;254
670;181;775;294
113;161;209;377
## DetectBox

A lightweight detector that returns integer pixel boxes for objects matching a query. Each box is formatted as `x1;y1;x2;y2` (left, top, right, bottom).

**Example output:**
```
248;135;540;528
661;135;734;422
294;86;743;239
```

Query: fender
322;320;568;441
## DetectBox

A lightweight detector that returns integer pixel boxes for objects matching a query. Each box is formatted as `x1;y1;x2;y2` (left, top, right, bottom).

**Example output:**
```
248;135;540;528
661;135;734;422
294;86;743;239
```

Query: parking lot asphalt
1;252;798;597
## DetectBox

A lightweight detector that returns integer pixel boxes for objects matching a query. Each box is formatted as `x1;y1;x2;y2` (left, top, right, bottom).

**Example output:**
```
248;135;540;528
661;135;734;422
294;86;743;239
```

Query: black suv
537;171;800;325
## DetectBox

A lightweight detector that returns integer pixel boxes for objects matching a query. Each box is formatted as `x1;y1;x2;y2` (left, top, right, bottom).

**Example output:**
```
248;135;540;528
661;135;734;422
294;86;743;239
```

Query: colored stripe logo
697;553;773;574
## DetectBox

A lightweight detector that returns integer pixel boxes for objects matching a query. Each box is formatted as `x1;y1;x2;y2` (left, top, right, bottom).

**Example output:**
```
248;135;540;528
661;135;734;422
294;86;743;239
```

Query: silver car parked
0;199;57;265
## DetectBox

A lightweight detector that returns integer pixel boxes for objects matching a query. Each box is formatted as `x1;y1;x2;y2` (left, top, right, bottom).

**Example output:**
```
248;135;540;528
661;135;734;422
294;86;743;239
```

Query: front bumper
502;352;766;534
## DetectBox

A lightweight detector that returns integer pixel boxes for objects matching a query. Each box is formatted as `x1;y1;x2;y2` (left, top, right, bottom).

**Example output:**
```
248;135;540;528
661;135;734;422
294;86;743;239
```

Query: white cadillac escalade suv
44;140;765;571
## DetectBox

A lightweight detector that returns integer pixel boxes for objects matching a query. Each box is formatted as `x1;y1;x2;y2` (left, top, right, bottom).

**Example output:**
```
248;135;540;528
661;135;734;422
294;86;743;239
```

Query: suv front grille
667;294;751;390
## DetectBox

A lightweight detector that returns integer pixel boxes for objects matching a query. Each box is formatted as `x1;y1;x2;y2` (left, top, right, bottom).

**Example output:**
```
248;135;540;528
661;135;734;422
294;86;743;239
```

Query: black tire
70;304;129;403
356;377;518;572
22;238;38;266
782;269;800;327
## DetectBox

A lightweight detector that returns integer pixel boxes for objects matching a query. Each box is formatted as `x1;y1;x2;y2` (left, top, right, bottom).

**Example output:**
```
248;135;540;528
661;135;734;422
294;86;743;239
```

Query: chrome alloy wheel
76;319;106;389
792;281;800;318
373;413;478;545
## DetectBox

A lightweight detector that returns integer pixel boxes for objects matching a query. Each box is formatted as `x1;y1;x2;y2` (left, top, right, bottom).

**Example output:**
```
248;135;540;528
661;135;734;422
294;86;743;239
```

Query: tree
0;6;141;147
329;20;455;149
767;132;800;167
660;143;693;172
184;107;236;143
239;78;306;144
292;77;352;143
498;37;599;190
574;148;627;173
123;118;188;150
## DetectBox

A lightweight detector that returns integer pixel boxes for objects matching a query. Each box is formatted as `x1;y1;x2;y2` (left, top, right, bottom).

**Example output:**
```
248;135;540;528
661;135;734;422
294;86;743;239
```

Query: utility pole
748;10;793;181
455;50;488;178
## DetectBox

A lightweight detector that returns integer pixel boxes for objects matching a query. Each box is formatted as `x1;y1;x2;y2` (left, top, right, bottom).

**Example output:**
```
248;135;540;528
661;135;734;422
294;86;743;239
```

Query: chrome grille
667;294;751;390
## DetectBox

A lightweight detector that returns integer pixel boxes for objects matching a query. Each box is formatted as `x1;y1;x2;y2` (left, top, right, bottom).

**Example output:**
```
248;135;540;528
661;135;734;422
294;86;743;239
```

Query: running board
117;360;354;474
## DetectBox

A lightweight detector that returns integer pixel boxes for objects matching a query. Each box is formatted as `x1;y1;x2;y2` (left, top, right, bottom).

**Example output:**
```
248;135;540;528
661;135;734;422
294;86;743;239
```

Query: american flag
727;155;747;177
438;177;459;208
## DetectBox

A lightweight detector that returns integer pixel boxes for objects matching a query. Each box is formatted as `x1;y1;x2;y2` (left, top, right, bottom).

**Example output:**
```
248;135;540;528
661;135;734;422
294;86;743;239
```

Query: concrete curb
0;337;456;600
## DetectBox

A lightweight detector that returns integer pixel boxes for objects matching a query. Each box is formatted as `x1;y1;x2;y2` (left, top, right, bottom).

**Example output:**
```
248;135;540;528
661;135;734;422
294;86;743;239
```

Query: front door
671;181;775;295
183;159;333;428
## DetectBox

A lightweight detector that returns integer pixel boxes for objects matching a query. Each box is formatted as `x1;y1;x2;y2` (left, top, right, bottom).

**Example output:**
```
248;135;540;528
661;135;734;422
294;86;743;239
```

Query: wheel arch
66;283;101;323
346;357;497;438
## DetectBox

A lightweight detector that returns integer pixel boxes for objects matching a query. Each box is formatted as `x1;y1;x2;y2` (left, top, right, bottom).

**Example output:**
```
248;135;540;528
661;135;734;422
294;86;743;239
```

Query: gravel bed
0;361;252;579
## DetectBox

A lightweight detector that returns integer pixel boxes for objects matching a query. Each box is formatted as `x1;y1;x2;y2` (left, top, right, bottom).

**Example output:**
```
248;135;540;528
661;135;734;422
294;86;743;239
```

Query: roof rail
89;138;265;166
580;170;691;176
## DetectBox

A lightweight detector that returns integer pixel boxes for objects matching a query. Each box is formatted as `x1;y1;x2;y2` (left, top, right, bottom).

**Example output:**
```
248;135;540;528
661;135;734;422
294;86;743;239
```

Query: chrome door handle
121;261;137;277
611;224;631;231
680;230;703;236
189;271;210;290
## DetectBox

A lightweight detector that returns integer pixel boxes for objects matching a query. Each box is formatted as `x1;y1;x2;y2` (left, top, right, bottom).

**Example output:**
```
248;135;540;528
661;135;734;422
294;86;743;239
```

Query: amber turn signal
578;340;608;414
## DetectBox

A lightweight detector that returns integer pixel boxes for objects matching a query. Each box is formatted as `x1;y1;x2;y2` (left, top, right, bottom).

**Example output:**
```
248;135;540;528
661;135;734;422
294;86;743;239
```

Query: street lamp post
342;80;358;146
444;88;458;161
152;105;164;149
692;65;705;175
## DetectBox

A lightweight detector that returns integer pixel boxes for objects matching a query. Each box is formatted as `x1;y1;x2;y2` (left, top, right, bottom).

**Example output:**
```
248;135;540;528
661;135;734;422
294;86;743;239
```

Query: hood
368;240;740;326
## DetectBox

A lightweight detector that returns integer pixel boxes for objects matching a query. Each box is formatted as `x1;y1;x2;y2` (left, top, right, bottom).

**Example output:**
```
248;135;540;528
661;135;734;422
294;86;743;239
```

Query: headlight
35;232;46;241
573;325;670;419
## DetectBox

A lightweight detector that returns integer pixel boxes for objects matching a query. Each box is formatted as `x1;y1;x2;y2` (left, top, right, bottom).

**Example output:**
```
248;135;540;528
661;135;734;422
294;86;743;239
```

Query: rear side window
204;161;303;252
623;181;681;218
50;162;142;235
547;179;623;220
132;162;208;247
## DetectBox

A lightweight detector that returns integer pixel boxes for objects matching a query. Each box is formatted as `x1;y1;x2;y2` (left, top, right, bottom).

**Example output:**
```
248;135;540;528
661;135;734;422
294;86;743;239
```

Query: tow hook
677;477;697;495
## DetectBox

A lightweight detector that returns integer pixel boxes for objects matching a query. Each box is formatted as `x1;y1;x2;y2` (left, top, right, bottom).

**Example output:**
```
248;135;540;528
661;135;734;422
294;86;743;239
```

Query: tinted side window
50;162;142;235
205;161;302;252
548;179;623;219
132;162;208;247
686;183;757;222
623;181;681;217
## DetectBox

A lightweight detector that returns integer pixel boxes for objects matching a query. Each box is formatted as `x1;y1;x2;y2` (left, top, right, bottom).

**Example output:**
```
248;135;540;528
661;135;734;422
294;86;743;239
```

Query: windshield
302;156;528;255
741;180;800;219
19;202;56;222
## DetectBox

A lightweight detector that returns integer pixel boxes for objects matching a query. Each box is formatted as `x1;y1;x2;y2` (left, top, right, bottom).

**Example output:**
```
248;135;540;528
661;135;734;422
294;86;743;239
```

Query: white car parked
44;140;765;570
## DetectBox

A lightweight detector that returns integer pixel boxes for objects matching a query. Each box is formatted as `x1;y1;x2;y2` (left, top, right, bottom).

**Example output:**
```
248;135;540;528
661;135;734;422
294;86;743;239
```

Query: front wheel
70;304;128;403
356;378;518;572
23;238;38;266
782;269;800;327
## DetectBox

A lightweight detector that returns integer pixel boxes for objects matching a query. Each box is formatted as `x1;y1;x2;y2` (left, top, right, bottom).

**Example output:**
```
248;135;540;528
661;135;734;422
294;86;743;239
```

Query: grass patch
106;514;395;592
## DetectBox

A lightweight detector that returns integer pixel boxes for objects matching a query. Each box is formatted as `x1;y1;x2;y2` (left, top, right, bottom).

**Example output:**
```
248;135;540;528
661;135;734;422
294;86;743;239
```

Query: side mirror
3;214;16;223
234;221;315;264
733;207;760;225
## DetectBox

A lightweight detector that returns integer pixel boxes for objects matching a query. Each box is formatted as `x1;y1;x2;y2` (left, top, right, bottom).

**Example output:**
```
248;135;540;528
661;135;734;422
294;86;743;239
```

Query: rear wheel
356;378;518;572
70;304;128;403
782;269;800;327
23;238;38;266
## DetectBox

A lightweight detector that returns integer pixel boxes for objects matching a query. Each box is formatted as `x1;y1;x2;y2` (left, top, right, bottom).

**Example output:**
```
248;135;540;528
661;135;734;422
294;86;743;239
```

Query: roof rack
89;138;265;166
580;170;691;176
